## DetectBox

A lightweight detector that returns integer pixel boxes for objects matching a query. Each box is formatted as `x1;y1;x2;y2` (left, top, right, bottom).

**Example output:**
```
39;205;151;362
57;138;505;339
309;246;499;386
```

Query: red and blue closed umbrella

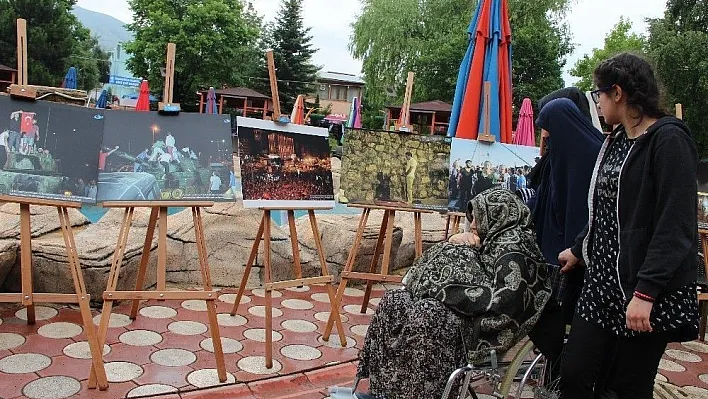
448;0;513;143
205;87;218;114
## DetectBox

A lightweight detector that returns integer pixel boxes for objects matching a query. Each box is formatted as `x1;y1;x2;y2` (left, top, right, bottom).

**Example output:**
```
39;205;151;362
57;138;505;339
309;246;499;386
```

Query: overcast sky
76;0;667;86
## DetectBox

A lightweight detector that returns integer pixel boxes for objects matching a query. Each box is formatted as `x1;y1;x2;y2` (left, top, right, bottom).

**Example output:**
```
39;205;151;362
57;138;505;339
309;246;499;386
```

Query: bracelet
633;291;655;302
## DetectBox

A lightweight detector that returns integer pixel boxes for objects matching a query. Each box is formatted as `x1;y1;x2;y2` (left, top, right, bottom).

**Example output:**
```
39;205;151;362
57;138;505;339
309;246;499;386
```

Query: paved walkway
0;284;706;399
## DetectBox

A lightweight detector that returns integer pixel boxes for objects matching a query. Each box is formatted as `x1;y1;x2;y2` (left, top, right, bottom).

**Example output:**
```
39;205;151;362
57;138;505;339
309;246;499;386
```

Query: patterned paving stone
181;300;208;311
248;305;283;318
127;383;178;397
187;369;236;388
119;330;163;346
0;332;25;350
243;328;283;343
151;348;197;367
681;340;708;354
318;335;357;349
15;306;58;321
200;337;243;354
310;293;331;303
252;288;282;298
219;293;250;305
0;353;51;373
139;305;177;319
237;356;282;375
286;286;311;292
314;311;349;323
370;297;381;306
37;322;82;339
281;299;314;310
281;344;322;361
350;325;369;337
343;287;365;297
168;320;208;335
699;374;708;385
105;361;144;382
655;374;668;382
282;319;318;333
23;376;81;399
62;341;111;359
665;349;702;363
342;304;374;315
658;358;686;373
217;313;247;326
92;313;132;328
0;316;3;326
681;386;708;397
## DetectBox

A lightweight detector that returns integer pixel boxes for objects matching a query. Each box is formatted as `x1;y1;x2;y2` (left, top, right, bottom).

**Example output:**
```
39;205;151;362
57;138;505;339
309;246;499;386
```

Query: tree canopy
570;17;646;92
350;0;574;123
0;0;109;90
124;0;261;108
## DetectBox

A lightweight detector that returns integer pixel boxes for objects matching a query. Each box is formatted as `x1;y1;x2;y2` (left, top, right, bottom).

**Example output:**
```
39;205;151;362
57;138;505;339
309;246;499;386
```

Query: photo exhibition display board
0;95;104;203
236;117;335;208
340;129;452;211
97;111;236;202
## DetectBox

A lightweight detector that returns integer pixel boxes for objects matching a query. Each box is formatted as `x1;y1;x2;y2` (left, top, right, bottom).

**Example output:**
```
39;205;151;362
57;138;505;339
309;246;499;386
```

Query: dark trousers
561;316;668;399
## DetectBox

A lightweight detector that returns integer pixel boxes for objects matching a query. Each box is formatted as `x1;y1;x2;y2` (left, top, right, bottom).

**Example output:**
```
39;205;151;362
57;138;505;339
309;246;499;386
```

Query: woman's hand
449;232;480;248
626;296;653;332
558;248;579;273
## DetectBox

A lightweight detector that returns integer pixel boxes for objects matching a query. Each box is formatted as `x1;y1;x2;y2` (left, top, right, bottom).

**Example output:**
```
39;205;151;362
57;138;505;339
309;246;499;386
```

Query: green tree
261;0;319;114
70;25;112;91
0;0;102;87
350;0;574;118
124;0;261;109
647;0;708;156
570;17;646;91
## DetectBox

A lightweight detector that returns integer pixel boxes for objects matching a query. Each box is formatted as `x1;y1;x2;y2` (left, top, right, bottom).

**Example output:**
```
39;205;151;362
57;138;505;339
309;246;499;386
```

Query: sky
76;0;667;87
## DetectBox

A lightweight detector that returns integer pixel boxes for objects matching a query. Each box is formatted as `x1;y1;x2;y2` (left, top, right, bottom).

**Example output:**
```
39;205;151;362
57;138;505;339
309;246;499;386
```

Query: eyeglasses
590;86;613;104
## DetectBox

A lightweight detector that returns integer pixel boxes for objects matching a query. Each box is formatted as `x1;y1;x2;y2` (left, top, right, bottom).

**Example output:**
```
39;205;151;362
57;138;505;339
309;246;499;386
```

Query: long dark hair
593;52;667;121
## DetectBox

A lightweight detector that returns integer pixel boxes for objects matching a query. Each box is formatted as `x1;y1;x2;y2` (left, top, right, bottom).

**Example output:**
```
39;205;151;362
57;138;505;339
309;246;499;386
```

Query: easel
477;82;496;143
230;208;347;368
443;211;466;240
89;43;226;388
323;204;434;341
0;18;108;390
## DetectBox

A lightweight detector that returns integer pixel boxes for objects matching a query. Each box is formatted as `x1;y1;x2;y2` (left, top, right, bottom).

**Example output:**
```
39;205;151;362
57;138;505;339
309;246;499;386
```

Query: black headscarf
537;87;592;121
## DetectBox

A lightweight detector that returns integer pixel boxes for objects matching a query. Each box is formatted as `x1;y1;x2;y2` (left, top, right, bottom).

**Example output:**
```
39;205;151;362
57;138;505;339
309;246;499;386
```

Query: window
331;85;348;101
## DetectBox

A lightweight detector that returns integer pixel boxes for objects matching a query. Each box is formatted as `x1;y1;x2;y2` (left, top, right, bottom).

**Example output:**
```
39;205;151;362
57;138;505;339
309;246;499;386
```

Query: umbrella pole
158;43;181;113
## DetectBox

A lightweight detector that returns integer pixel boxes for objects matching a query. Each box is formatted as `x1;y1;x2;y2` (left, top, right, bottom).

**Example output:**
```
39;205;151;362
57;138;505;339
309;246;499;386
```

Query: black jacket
571;116;698;300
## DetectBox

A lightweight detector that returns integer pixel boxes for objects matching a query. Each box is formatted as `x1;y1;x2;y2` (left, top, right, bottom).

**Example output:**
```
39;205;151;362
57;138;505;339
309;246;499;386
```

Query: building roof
317;71;365;85
387;100;452;113
204;87;270;100
0;63;17;72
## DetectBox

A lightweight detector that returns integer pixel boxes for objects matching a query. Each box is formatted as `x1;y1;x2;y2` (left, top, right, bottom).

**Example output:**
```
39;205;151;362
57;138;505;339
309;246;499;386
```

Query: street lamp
151;124;159;144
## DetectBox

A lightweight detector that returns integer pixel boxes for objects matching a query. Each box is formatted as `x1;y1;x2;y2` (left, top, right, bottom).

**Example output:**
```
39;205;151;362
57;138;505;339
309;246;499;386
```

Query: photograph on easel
447;138;540;212
340;129;452;211
0;95;104;203
236;117;334;208
96;111;236;202
698;193;708;230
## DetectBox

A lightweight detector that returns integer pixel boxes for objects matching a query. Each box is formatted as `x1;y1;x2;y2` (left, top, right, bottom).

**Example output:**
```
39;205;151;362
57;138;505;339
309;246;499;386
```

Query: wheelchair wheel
498;340;561;398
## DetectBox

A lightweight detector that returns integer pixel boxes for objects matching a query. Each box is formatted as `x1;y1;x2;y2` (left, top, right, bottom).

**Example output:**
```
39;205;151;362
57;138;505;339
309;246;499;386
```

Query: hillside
72;6;132;51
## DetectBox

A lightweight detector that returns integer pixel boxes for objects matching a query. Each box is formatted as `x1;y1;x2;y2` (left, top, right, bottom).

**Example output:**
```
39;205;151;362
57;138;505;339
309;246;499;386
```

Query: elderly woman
357;189;552;399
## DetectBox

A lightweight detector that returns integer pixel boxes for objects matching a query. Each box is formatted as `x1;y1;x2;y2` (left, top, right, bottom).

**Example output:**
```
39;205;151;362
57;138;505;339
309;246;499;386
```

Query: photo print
97;111;236;202
0;95;104;203
236;117;334;208
340;129;452;211
448;139;540;212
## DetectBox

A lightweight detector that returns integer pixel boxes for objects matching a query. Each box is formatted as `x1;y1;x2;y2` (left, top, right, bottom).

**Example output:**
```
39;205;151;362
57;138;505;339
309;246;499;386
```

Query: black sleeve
635;127;698;298
570;223;589;260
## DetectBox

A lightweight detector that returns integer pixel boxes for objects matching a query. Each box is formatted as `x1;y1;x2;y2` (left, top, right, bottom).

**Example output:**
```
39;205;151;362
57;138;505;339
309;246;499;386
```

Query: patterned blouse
577;129;698;337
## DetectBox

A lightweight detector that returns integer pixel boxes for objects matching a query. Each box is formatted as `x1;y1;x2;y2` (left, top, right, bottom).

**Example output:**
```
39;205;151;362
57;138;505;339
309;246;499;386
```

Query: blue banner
109;75;142;87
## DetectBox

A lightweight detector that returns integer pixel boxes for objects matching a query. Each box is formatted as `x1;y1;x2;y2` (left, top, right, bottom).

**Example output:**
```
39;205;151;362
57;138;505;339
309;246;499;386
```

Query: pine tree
265;0;319;114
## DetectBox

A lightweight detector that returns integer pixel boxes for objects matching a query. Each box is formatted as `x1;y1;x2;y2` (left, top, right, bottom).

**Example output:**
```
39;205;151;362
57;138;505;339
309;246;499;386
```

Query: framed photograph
448;138;540;212
0;95;104;203
97;111;236;202
340;129;452;211
236;117;335;208
699;193;708;230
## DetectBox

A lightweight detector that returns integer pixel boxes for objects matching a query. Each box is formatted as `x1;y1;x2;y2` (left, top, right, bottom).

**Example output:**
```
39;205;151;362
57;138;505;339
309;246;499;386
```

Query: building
385;100;453;135
198;87;273;118
0;62;17;93
309;71;365;117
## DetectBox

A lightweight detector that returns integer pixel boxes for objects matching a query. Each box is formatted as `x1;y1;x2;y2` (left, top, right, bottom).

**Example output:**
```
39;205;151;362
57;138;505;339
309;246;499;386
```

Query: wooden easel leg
452;215;461;236
230;212;265;316
360;210;389;313
324;208;370;341
193;207;226;382
57;207;108;390
89;207;134;389
19;203;35;324
287;210;302;279
157;207;168;294
308;210;346;347
129;207;158;318
444;214;451;240
263;210;274;369
414;211;423;258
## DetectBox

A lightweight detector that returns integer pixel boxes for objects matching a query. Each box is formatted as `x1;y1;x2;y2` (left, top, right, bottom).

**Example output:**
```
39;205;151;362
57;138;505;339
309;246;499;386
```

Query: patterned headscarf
403;188;552;361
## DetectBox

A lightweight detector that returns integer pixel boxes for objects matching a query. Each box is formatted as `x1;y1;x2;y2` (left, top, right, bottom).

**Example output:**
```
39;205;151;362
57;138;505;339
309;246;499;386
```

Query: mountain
72;6;132;51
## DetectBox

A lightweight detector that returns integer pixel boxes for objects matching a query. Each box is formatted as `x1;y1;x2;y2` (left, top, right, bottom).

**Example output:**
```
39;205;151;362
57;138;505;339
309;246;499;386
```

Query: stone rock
391;212;447;270
0;239;18;288
0;203;89;239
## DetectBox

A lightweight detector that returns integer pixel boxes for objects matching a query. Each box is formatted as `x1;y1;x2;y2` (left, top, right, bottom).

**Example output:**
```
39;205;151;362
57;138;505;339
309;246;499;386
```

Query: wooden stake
478;81;496;143
9;18;36;99
266;50;282;119
158;43;180;112
396;72;415;131
675;103;683;120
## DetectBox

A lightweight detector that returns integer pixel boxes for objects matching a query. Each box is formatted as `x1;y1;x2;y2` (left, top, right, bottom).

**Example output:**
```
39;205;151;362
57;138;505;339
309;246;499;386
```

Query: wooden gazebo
198;87;273;118
0;62;17;93
385;100;452;135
